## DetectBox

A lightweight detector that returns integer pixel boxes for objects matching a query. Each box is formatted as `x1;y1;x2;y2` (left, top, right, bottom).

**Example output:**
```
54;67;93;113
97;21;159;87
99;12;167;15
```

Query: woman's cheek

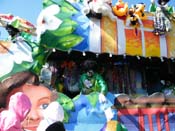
36;108;45;119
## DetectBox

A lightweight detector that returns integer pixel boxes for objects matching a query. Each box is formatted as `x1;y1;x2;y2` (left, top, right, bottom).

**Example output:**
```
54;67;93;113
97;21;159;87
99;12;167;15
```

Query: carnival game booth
43;0;175;130
1;0;175;130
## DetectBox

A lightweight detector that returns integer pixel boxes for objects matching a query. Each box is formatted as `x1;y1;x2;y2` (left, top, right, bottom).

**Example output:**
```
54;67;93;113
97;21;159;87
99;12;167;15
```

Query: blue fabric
64;92;116;131
120;115;139;131
167;112;175;131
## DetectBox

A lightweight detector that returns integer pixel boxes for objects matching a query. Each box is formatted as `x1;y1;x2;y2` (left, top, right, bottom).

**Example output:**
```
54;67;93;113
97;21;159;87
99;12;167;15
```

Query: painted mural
0;0;175;79
37;0;175;58
1;1;175;131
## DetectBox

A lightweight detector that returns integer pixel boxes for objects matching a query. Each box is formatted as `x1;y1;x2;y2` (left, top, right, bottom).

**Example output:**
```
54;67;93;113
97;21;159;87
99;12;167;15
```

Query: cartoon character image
149;0;173;35
125;4;144;36
126;3;145;27
153;7;171;35
133;3;146;18
112;0;128;18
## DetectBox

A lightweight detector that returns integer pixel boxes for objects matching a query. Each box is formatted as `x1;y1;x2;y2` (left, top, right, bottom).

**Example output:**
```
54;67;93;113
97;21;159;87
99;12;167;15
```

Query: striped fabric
87;12;175;58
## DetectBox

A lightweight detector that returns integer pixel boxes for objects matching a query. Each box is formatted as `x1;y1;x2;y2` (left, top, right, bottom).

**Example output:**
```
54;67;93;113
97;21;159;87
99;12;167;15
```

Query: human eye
39;103;49;110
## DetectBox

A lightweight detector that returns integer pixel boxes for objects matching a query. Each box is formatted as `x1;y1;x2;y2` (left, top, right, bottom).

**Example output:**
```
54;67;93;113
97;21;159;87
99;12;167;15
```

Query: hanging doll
150;0;173;35
153;6;171;35
0;92;31;131
112;0;128;19
126;3;144;36
159;0;175;21
133;3;146;18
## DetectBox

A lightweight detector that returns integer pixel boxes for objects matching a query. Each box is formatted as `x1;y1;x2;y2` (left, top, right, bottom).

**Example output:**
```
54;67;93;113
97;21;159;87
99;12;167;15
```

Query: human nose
27;108;41;121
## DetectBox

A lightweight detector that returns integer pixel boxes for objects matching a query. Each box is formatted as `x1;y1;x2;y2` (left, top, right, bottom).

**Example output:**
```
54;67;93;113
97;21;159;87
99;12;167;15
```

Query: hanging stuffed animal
153;6;171;35
133;3;146;18
159;0;175;22
127;3;145;26
82;0;116;20
149;0;173;35
158;0;170;6
112;0;128;19
125;3;144;36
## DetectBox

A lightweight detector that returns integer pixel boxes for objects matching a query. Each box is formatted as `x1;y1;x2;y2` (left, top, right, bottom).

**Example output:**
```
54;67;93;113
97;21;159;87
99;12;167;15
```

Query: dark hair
158;0;170;5
82;59;97;72
5;24;20;37
0;71;39;108
46;121;65;131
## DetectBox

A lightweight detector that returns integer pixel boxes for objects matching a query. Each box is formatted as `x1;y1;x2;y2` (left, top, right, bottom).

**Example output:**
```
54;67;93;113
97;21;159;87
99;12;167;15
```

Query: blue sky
0;0;174;39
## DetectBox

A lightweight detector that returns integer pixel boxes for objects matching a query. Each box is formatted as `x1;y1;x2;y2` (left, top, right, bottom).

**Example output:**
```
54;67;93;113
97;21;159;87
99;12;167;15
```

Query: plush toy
125;4;144;36
158;0;170;6
153;6;171;35
133;3;146;18
82;0;116;20
149;0;173;35
112;0;128;18
158;0;175;20
126;3;145;26
128;7;140;26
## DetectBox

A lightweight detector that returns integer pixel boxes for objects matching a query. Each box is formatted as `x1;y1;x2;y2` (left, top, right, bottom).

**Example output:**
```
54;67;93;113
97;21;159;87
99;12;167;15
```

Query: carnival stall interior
47;50;175;97
45;50;175;131
1;0;175;130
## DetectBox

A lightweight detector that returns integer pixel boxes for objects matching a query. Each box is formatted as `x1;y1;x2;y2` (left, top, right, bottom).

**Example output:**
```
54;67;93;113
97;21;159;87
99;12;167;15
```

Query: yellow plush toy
133;3;146;18
112;0;128;18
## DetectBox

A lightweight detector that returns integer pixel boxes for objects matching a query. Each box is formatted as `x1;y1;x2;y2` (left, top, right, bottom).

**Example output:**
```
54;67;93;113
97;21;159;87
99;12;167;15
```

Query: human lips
22;118;40;131
23;125;38;131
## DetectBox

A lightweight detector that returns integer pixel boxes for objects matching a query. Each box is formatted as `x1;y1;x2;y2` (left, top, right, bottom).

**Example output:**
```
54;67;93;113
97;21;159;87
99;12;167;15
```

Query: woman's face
20;84;52;131
86;70;94;78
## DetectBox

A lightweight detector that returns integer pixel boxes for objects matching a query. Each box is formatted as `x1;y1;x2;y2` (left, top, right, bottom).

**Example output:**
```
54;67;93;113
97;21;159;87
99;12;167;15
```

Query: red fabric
116;3;125;10
118;107;174;131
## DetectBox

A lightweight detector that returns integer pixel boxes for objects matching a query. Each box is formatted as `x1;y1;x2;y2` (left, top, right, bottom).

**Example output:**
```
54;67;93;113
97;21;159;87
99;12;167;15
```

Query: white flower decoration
36;4;62;42
0;37;33;77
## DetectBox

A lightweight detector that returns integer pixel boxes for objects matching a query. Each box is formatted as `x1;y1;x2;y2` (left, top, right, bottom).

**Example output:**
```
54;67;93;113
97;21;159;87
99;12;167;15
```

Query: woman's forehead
22;84;51;96
21;85;52;105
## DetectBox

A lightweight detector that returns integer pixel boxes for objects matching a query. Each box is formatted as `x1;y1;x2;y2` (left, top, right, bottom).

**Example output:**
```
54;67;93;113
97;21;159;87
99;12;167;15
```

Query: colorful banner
101;16;118;54
166;22;175;57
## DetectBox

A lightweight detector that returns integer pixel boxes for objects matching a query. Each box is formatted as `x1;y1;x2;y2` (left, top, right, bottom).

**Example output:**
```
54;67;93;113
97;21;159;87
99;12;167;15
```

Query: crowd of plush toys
81;0;174;36
150;0;174;35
